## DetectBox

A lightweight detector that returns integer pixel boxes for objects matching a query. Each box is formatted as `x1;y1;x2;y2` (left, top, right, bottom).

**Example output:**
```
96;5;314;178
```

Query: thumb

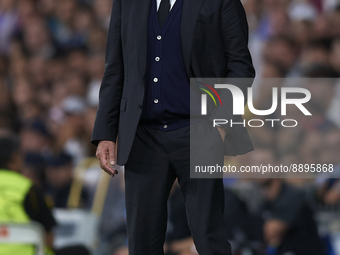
109;144;116;165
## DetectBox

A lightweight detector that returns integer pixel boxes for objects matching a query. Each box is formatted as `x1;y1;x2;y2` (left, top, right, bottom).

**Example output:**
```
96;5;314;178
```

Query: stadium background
0;0;340;254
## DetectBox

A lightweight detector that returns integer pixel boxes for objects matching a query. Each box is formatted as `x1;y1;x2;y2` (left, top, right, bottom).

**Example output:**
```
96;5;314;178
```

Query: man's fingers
96;141;118;177
109;144;116;165
98;151;115;175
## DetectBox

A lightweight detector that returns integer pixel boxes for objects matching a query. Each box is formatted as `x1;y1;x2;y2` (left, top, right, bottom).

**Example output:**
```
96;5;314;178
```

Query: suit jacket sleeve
221;0;255;79
209;0;255;130
91;0;124;146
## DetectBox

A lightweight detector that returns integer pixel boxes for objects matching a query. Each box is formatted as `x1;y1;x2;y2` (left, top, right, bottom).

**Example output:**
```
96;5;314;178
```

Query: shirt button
154;99;159;104
138;104;143;110
163;125;168;129
155;57;160;62
157;35;162;40
153;78;158;82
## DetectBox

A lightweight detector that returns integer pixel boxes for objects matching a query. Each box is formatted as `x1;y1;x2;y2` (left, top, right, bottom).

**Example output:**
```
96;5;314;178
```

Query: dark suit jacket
91;0;256;165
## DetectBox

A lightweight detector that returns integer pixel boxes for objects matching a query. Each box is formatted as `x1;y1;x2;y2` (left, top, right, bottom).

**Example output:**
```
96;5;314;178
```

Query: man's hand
217;126;227;142
96;141;118;176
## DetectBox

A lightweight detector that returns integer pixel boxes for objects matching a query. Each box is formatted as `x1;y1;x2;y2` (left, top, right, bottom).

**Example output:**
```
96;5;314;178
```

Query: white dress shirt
157;0;177;11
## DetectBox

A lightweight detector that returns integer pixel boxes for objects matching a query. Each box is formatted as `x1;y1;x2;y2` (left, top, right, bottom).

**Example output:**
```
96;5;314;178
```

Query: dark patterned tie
158;0;170;27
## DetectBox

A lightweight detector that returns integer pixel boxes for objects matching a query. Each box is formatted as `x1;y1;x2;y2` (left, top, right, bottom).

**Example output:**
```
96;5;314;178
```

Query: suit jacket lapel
134;0;152;80
181;0;202;77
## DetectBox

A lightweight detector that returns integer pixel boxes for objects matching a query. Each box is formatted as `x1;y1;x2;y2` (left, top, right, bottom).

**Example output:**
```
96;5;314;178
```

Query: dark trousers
125;121;232;255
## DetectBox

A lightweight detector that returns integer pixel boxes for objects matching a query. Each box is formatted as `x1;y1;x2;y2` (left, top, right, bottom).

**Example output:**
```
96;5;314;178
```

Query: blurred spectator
256;179;323;255
44;151;89;208
320;129;340;166
57;96;88;164
299;39;331;68
22;16;56;58
302;65;340;129
0;0;19;54
0;136;90;255
317;176;340;205
330;37;340;73
317;130;340;205
21;118;52;154
22;152;46;188
66;47;88;74
0;135;56;253
93;0;112;29
223;188;263;254
289;1;316;46
165;183;263;255
263;36;297;75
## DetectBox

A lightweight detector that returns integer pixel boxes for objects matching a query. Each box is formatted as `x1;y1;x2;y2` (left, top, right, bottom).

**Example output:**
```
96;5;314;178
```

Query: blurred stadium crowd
1;0;340;254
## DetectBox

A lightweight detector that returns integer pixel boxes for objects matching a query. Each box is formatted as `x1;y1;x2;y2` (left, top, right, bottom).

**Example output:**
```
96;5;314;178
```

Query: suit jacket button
138;105;143;110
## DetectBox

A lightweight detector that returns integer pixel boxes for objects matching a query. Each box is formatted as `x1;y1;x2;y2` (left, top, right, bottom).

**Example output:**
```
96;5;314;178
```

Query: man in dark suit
92;0;255;254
